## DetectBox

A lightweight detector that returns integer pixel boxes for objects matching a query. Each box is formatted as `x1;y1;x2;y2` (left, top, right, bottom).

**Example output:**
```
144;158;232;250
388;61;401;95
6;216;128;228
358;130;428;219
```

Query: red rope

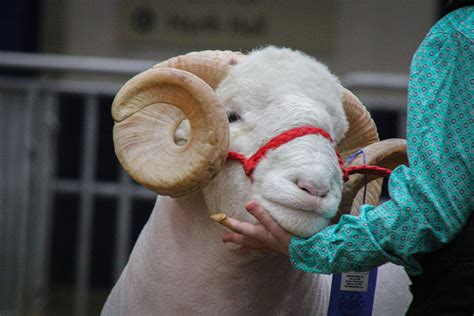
228;127;331;177
227;126;392;181
346;165;392;178
227;151;247;165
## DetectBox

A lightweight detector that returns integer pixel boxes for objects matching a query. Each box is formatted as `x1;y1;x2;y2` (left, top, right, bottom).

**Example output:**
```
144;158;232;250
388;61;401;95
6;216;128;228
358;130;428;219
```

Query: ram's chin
255;198;333;238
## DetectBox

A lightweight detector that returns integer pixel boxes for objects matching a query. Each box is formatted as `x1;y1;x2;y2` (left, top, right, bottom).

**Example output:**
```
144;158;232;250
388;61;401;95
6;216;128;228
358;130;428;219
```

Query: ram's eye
227;112;241;123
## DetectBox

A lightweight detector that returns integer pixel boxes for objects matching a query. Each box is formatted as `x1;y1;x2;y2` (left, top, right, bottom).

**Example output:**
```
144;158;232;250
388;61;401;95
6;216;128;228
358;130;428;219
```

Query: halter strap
227;126;391;181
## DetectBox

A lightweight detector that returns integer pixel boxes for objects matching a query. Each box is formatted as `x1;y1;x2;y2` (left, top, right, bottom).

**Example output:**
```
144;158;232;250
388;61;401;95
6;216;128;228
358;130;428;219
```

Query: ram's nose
296;180;329;198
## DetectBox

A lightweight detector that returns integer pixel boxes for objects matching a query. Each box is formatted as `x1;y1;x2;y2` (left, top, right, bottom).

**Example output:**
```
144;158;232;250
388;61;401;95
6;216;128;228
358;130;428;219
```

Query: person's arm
290;27;473;275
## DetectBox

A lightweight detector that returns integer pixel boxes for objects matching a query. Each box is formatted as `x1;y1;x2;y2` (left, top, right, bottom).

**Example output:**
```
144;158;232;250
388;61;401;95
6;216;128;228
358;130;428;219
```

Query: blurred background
0;0;449;315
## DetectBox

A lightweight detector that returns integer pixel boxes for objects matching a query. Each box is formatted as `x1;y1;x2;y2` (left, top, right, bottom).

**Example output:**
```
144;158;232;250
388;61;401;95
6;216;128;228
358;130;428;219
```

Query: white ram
103;46;411;315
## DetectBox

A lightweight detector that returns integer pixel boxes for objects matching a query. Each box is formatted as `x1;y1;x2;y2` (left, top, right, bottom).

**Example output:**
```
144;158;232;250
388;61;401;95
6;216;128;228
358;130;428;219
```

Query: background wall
41;0;437;76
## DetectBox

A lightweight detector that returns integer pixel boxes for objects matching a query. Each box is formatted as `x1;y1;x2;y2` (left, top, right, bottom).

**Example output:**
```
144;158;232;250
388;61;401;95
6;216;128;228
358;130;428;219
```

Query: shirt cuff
288;207;401;274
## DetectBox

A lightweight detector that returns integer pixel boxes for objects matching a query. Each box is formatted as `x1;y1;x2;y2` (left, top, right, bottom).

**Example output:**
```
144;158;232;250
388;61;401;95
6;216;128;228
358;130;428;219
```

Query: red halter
227;126;391;181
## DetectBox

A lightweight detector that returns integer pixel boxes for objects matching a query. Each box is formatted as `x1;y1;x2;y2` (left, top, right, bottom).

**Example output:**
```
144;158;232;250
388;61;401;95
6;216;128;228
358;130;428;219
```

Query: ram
103;46;411;315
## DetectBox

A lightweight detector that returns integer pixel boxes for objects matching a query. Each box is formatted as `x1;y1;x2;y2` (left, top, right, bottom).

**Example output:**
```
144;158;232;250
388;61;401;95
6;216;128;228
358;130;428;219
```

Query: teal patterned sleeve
289;8;474;276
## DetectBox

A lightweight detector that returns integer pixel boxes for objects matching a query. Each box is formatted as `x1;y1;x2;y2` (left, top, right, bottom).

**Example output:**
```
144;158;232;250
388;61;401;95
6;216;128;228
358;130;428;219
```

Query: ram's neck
102;192;330;315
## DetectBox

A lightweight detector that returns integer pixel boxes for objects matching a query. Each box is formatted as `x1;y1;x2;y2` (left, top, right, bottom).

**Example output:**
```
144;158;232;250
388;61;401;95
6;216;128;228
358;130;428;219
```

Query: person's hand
221;201;291;256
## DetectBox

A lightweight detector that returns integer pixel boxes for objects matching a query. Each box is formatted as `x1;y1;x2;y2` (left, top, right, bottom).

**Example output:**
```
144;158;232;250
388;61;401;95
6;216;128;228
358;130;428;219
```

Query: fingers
245;202;283;236
222;231;265;249
225;217;265;238
219;203;291;256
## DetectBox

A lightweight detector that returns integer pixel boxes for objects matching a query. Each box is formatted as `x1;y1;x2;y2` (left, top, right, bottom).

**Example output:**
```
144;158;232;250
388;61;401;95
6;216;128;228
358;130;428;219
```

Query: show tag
341;272;369;292
327;268;378;316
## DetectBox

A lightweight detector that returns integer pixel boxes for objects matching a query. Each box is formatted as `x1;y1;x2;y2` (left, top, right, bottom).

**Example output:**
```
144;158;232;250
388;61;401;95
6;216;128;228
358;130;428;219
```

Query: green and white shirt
289;6;473;276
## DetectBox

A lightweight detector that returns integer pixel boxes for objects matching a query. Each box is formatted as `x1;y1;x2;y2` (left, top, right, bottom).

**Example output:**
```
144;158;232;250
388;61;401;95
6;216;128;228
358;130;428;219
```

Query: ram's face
202;47;348;237
113;47;388;236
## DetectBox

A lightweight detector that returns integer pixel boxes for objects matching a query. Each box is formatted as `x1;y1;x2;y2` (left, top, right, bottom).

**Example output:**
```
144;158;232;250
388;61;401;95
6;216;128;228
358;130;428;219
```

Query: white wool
102;47;411;315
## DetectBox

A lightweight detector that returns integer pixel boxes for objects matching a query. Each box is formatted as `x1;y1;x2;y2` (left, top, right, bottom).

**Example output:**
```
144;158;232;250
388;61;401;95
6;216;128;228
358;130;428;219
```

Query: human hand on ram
216;201;291;256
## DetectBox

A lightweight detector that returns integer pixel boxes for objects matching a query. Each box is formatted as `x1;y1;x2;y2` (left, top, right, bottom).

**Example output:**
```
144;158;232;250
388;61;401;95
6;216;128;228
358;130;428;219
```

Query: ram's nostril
296;180;330;198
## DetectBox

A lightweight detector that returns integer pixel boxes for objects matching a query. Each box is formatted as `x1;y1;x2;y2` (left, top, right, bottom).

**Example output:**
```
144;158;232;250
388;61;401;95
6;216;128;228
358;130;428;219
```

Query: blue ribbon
345;149;366;165
327;268;378;316
328;149;377;315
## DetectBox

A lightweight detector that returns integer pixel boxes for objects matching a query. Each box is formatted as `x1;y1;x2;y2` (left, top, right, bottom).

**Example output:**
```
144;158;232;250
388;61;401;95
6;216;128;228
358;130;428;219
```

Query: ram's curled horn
336;87;408;221
112;51;243;197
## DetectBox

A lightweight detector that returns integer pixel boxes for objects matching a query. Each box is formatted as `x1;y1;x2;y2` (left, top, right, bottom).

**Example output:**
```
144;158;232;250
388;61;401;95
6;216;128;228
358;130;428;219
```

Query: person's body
222;4;473;314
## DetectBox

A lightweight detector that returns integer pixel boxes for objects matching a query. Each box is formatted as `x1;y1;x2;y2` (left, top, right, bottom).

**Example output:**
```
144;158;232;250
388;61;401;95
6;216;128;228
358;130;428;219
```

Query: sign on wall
120;0;338;54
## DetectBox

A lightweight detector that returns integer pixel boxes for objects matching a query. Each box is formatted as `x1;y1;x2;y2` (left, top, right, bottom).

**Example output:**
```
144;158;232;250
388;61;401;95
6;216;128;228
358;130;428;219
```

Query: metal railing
0;52;159;316
0;51;408;316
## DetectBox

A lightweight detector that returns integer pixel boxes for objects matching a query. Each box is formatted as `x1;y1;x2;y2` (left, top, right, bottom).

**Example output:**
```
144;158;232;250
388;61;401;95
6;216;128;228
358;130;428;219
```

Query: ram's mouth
262;191;333;217
256;190;340;235
267;198;317;214
258;199;332;237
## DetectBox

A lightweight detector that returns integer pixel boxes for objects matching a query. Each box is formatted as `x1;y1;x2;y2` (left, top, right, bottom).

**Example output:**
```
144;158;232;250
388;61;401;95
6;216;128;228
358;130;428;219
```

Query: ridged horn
336;88;382;219
335;88;408;221
337;87;380;160
334;139;408;223
153;50;244;89
112;51;243;197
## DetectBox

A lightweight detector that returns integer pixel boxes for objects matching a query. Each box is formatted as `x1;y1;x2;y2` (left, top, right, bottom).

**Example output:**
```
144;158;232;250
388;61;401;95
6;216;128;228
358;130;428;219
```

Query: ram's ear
332;138;408;224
